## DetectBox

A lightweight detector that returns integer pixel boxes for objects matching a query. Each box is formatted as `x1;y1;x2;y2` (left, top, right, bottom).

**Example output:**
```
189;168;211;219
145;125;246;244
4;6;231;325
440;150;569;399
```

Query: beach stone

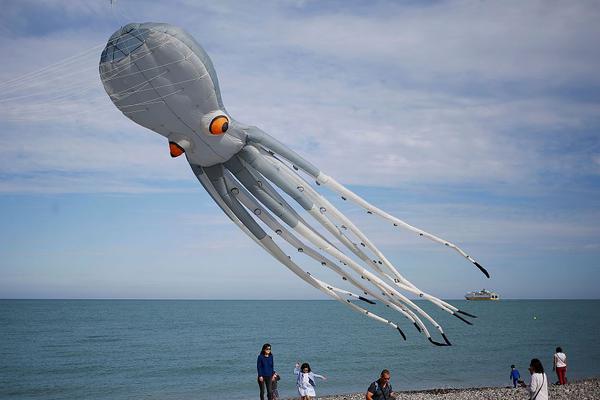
299;378;600;400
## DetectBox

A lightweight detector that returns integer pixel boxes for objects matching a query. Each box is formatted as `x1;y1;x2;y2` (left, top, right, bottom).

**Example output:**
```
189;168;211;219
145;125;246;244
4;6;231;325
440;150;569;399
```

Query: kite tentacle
245;127;489;279
190;163;264;248
237;146;373;266
266;151;415;284
225;156;436;338
224;170;417;334
317;173;490;278
262;152;476;322
199;164;407;336
231;148;451;344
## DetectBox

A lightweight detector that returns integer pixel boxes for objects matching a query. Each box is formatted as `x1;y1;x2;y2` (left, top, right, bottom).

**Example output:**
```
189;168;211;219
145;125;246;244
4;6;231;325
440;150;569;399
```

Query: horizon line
1;297;599;301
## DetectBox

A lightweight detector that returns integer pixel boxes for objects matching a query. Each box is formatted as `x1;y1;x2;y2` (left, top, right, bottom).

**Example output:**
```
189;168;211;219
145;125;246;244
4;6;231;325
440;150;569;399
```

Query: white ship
465;289;500;301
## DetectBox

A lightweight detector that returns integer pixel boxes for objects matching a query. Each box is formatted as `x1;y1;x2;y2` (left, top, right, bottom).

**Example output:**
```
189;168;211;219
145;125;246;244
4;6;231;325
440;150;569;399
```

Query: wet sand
309;377;600;400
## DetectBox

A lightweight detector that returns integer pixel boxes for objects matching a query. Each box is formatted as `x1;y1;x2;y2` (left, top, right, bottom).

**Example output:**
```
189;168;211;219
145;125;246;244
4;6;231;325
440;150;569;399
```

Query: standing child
270;372;280;400
294;362;326;400
510;364;521;388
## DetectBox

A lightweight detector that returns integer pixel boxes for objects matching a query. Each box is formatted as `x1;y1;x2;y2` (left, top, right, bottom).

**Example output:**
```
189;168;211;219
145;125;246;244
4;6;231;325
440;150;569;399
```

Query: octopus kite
99;23;489;345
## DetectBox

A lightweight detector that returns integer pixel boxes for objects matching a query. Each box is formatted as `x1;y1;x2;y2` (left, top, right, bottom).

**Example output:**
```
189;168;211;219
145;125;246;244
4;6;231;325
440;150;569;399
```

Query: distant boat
465;289;500;301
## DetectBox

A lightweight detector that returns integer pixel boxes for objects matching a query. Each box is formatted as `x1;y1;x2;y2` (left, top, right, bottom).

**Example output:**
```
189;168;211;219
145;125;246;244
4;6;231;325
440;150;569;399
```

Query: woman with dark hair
528;358;548;400
294;362;326;400
257;343;274;400
553;346;568;385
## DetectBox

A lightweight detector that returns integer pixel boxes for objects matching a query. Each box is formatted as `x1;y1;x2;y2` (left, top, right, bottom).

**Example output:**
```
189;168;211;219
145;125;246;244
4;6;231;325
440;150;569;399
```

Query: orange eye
209;115;229;135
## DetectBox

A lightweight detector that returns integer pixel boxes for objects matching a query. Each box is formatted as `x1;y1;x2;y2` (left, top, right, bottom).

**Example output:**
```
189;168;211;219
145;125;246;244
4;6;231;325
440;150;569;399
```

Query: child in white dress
294;362;326;400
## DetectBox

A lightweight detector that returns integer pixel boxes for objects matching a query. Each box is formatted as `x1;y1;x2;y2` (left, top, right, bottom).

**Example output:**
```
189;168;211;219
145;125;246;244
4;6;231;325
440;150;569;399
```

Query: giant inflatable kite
100;23;489;345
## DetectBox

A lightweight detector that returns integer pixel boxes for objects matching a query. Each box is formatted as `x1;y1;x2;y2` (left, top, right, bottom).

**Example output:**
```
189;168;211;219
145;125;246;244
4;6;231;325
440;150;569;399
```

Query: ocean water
1;300;599;400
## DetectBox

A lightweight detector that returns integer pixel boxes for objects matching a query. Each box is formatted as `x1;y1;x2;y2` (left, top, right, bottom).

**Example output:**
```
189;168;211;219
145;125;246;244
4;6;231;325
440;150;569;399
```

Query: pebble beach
311;378;600;400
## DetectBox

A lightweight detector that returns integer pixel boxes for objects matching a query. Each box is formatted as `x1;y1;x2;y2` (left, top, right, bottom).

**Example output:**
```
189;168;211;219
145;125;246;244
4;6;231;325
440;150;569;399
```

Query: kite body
100;23;489;345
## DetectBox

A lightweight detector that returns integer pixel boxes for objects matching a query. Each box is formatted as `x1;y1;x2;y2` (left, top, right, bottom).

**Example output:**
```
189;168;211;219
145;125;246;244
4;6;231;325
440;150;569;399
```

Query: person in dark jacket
366;369;396;400
257;343;274;400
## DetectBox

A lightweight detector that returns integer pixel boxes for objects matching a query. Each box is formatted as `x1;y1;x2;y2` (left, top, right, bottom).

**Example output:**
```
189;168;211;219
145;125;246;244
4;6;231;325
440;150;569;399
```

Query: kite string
12;35;171;97
0;79;99;104
117;87;184;109
107;70;168;101
0;60;106;101
102;53;191;84
0;43;104;89
0;29;146;90
0;37;182;107
111;72;208;103
0;57;190;115
100;37;183;81
0;29;165;94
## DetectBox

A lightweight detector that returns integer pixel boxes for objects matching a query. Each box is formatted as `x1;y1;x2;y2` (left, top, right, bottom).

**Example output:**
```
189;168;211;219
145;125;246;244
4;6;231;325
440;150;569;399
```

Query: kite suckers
99;22;246;166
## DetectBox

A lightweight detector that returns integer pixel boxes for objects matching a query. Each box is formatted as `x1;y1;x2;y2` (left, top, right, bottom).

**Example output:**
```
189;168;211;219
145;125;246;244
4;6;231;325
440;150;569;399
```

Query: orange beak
169;141;185;157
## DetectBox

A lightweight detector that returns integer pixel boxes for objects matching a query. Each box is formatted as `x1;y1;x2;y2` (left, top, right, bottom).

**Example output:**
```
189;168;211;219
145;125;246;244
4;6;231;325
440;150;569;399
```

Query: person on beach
510;364;521;388
257;343;274;400
366;369;396;400
270;372;280;400
528;358;548;400
553;346;567;385
294;362;326;400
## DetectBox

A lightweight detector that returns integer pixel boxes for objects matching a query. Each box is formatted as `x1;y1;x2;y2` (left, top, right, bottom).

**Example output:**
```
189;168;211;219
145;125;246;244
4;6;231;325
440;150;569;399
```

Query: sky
0;0;599;300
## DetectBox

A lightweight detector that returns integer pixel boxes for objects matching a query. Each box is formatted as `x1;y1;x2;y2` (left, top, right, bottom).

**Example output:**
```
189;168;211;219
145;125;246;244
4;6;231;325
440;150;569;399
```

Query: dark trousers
258;376;273;400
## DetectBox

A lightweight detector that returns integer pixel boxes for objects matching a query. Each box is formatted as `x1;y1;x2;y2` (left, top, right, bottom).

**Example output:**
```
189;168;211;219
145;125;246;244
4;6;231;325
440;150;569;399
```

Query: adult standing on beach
257;343;274;400
553;346;568;385
528;358;548;400
366;369;396;400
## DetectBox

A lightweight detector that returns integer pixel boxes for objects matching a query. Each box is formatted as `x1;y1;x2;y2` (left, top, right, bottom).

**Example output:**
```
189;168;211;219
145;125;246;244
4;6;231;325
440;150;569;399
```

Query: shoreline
302;377;600;400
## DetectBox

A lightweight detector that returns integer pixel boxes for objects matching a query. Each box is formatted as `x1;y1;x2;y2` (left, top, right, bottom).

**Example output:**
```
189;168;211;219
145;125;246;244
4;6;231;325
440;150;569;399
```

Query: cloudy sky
1;0;599;299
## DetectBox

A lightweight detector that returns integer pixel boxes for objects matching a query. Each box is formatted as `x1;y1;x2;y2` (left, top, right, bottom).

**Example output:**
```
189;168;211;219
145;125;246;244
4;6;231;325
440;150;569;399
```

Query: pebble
296;378;600;400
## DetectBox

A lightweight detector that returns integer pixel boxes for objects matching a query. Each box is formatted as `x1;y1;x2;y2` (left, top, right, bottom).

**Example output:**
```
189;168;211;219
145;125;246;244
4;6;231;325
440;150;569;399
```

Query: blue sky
0;0;599;299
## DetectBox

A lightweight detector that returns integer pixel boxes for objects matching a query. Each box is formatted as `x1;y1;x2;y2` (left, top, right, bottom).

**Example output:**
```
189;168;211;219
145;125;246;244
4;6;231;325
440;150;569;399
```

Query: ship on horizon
465;289;500;301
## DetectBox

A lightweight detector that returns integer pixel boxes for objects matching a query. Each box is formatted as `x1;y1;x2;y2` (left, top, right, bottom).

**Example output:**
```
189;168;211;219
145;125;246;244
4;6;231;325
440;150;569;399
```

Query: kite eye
209;115;229;135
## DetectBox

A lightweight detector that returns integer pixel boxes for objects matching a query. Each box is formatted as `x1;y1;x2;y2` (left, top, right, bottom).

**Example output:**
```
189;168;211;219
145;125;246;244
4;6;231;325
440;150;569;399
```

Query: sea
1;300;599;400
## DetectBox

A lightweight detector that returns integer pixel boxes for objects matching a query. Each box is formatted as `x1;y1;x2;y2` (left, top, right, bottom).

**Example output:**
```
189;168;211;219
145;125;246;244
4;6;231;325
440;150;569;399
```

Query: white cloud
0;0;599;194
276;1;600;84
2;1;599;301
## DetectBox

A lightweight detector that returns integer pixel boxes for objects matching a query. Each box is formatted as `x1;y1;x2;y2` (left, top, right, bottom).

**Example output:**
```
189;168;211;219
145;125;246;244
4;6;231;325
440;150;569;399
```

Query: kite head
99;22;246;167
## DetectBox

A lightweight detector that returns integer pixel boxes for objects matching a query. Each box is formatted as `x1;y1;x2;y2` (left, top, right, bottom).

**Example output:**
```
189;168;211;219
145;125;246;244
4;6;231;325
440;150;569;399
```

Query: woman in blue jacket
257;343;274;400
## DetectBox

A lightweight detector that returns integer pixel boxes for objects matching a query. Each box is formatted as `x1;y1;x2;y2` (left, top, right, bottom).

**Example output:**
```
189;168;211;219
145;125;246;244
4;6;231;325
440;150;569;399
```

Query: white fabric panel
100;26;244;166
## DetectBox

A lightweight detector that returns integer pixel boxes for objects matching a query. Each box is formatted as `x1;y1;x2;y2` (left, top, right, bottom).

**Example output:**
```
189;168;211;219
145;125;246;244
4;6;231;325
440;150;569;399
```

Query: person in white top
294;362;326;400
528;358;549;400
553;346;568;385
